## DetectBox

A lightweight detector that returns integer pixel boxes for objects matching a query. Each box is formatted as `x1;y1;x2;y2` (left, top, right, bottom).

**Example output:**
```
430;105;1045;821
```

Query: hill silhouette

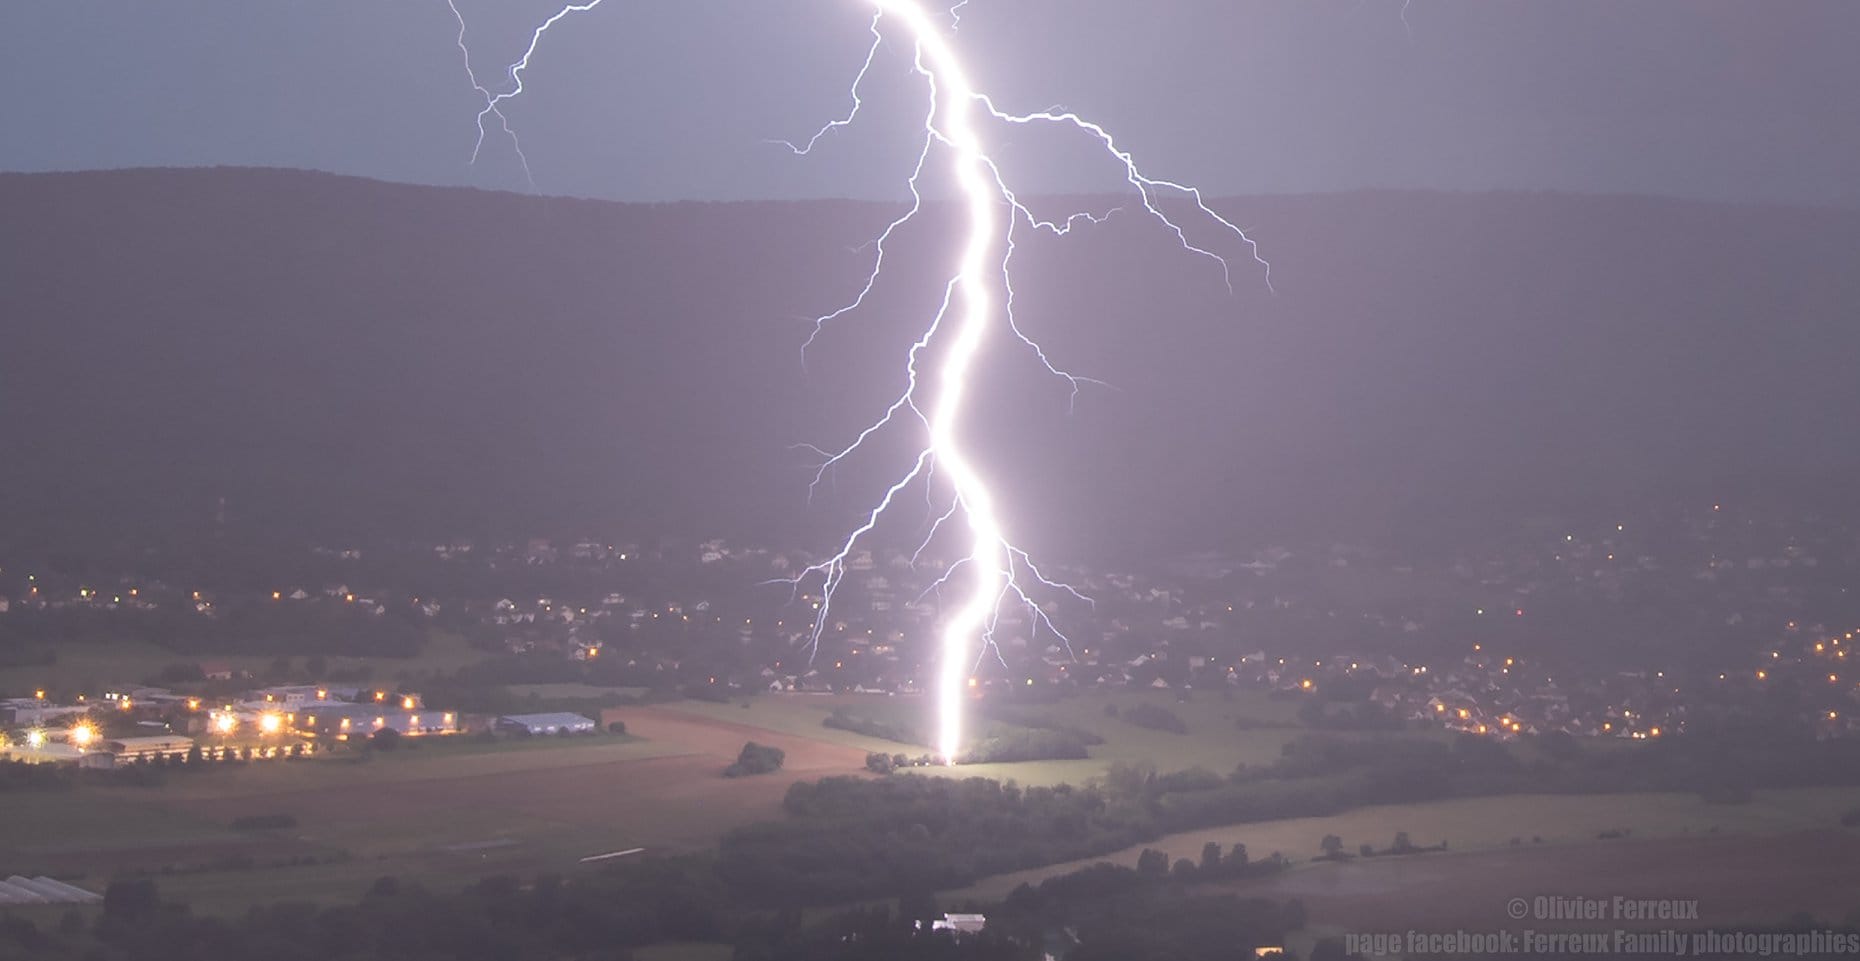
4;167;1857;557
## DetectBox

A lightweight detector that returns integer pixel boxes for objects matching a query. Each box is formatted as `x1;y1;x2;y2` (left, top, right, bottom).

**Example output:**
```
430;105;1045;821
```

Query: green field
503;683;649;700
0;734;697;912
10;683;1860;921
666;688;1320;786
0;701;870;914
949;785;1860;900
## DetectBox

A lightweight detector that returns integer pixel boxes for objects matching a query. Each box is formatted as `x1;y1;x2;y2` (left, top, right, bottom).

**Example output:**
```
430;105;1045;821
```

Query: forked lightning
445;0;1268;763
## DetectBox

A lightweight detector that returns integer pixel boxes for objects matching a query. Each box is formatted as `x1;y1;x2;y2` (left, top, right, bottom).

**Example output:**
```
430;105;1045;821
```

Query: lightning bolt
446;0;606;188
446;0;1269;764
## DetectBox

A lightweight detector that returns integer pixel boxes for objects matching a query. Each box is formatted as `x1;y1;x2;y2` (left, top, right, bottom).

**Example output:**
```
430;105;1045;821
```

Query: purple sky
3;1;1855;206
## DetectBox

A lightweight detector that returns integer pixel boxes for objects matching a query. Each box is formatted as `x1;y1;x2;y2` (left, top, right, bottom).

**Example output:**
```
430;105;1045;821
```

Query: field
664;687;1316;786
1;685;1315;913
0;706;870;913
949;785;1860;900
1224;828;1860;935
9;685;1860;926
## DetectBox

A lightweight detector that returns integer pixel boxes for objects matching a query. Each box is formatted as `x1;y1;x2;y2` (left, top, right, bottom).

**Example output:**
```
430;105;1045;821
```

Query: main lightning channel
446;0;1268;766
875;0;1003;764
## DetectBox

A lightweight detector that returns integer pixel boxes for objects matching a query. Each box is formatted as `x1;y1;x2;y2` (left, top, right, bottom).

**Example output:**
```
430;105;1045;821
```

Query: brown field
1223;829;1860;932
167;708;868;855
0;707;871;910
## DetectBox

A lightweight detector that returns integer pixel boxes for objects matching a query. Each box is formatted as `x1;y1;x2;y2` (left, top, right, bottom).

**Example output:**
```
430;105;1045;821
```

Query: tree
725;741;785;777
1171;858;1198;882
1136;848;1169;879
1200;841;1222;874
1392;831;1413;854
1103;760;1157;804
1227;843;1249;869
1319;834;1344;859
101;878;159;926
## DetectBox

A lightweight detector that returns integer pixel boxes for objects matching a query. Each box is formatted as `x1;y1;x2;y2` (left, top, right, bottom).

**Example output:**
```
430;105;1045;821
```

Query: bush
960;727;1093;763
1120;702;1188;735
370;728;401;751
607;720;627;735
725;741;786;778
823;708;918;745
1154;766;1224;794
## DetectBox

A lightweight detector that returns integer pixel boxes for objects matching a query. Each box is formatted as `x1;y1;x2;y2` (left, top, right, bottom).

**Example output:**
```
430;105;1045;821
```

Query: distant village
0;675;603;768
4;499;1858;762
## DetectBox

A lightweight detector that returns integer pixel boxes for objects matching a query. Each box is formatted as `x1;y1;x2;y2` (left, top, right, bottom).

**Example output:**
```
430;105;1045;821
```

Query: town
5;497;1856;764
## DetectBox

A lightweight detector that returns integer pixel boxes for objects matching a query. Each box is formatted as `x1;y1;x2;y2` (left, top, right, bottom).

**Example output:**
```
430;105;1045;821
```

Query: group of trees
1316;830;1440;862
1295;698;1405;731
1113;701;1189;735
718;719;1860;908
958;727;1094;763
994;854;1303;961
865;752;938;774
9;858;731;961
725;741;786;778
0;744;313;794
823;707;920;744
718;775;1157;903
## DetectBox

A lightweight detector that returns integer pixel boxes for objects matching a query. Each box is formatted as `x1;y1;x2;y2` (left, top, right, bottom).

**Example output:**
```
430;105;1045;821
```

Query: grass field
949;785;1860;900
503;683;650;700
9;684;1859;922
665;688;1323;787
0;707;871;913
1238;828;1860;936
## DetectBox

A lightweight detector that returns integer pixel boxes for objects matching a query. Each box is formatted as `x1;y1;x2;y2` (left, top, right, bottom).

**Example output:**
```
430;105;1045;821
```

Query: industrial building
496;712;597;735
296;702;458;739
0;876;100;905
102;735;196;761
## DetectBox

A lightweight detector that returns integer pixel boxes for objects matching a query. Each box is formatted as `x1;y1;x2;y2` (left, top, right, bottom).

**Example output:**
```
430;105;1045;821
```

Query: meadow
0;707;868;914
949;785;1860;900
8;684;1859;922
668;687;1359;786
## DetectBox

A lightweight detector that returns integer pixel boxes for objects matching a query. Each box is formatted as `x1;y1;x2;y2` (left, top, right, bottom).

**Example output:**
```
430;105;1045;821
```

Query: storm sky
3;0;1855;207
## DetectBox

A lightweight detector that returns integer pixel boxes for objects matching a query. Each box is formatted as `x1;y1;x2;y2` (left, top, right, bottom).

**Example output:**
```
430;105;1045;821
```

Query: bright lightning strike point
447;0;1269;767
